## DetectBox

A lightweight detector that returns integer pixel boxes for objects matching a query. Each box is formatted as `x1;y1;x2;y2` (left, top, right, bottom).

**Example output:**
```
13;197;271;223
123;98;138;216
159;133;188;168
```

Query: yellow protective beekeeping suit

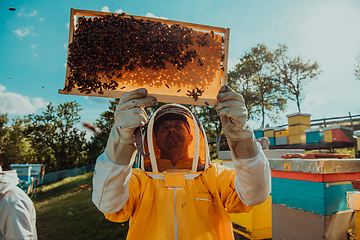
105;164;252;240
93;104;271;240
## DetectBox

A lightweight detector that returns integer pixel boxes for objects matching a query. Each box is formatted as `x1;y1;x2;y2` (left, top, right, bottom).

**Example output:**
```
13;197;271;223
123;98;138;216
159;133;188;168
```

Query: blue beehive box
270;158;360;240
305;128;324;144
10;164;33;193
30;164;45;186
254;128;264;139
269;137;275;146
10;164;31;182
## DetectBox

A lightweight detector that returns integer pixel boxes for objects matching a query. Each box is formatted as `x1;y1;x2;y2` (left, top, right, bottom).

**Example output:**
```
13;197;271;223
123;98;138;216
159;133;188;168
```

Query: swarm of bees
64;13;224;99
186;87;204;101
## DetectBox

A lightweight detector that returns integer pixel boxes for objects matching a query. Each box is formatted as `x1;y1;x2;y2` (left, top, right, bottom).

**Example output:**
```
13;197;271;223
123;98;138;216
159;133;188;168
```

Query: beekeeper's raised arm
215;85;271;206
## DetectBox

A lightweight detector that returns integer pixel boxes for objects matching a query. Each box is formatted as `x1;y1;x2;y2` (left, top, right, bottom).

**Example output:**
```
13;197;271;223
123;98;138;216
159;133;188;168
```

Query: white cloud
101;6;110;12
28;10;37;17
31;44;37;49
145;12;168;19
33;54;38;57
32;97;46;109
13;27;34;37
116;9;124;14
84;96;110;105
66;22;69;29
17;9;37;18
39;18;44;21
0;84;46;115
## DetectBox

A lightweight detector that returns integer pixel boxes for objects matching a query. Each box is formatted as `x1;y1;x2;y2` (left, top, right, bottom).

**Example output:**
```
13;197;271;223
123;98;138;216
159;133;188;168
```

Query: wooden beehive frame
58;8;230;106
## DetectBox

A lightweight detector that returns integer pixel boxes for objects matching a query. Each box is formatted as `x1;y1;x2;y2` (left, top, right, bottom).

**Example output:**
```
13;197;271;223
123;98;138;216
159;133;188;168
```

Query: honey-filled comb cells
59;9;230;106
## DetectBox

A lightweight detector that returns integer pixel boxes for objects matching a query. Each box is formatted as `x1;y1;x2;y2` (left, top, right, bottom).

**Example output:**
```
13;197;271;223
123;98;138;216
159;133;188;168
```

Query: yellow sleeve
209;164;253;214
105;169;148;223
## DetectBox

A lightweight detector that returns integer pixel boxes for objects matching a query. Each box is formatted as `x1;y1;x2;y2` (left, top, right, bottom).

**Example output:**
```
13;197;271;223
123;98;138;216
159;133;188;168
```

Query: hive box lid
304;128;324;133
268;158;360;174
286;112;311;118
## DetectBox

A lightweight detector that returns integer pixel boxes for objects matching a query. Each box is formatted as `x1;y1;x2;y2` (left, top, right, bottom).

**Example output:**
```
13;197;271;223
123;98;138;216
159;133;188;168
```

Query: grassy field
32;172;129;240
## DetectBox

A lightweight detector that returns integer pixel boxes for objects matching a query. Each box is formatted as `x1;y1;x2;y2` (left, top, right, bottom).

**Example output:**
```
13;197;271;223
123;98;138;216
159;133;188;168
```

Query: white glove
105;88;157;165
215;85;258;159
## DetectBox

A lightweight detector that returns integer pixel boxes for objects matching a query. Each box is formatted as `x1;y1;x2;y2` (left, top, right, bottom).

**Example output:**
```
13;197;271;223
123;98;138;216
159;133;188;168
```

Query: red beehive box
331;125;352;143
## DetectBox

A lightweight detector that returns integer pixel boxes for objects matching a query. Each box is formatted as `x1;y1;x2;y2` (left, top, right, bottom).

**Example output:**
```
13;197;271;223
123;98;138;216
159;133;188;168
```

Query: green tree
229;43;287;128
86;99;118;165
0;114;34;170
26;101;87;172
0;113;8;159
186;105;221;158
0;113;11;170
274;44;321;112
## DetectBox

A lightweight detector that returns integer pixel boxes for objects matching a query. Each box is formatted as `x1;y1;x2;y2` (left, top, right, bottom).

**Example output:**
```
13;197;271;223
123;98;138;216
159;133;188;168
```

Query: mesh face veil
141;104;210;172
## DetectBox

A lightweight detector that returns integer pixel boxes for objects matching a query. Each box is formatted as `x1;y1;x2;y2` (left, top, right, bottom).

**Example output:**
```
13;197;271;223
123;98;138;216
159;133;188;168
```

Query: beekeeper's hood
0;166;19;195
141;104;210;173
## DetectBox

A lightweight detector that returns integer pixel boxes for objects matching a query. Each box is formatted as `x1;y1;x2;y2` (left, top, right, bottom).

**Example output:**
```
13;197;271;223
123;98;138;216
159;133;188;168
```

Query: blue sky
1;0;360;136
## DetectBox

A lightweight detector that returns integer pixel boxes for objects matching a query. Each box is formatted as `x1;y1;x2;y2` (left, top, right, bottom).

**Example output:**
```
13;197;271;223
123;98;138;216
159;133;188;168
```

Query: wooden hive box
59;8;230;106
263;127;274;138
304;127;324;144
286;112;311;126
274;127;288;146
355;130;360;156
323;126;333;143
253;128;264;139
230;196;272;240
288;134;306;145
270;158;360;240
289;124;311;136
263;127;275;147
331;125;353;143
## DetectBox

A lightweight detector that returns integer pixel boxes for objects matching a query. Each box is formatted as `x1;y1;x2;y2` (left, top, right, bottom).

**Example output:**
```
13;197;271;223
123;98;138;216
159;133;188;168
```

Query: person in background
0;165;37;240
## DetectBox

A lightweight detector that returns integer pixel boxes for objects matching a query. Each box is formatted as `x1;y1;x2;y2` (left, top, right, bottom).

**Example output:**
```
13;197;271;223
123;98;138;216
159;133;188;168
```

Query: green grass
33;172;129;240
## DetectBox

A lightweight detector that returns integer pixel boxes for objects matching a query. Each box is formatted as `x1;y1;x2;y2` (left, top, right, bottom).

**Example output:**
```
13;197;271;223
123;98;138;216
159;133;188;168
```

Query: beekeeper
92;85;271;240
0;166;37;240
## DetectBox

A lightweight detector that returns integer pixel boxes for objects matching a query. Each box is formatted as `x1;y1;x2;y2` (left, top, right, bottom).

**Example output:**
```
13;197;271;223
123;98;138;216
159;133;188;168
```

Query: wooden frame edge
72;8;228;33
58;89;218;107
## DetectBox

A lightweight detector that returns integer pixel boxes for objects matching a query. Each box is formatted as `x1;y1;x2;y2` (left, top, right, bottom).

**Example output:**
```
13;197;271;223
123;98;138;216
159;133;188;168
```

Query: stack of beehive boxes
287;113;311;145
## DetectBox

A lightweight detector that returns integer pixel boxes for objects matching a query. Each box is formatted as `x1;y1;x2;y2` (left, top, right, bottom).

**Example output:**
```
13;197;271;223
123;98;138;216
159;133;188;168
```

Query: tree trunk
296;94;301;112
261;105;265;128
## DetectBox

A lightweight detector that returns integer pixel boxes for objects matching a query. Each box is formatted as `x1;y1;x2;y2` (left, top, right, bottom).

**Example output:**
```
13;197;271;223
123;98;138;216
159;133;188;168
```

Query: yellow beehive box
263;127;274;138
289;124;311;136
288;134;306;145
286;112;311;126
354;130;360;155
274;127;288;138
323;127;333;143
230;195;272;240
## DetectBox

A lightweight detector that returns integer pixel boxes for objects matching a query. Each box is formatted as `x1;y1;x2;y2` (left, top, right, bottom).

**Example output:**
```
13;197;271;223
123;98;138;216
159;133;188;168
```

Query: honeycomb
64;13;225;100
